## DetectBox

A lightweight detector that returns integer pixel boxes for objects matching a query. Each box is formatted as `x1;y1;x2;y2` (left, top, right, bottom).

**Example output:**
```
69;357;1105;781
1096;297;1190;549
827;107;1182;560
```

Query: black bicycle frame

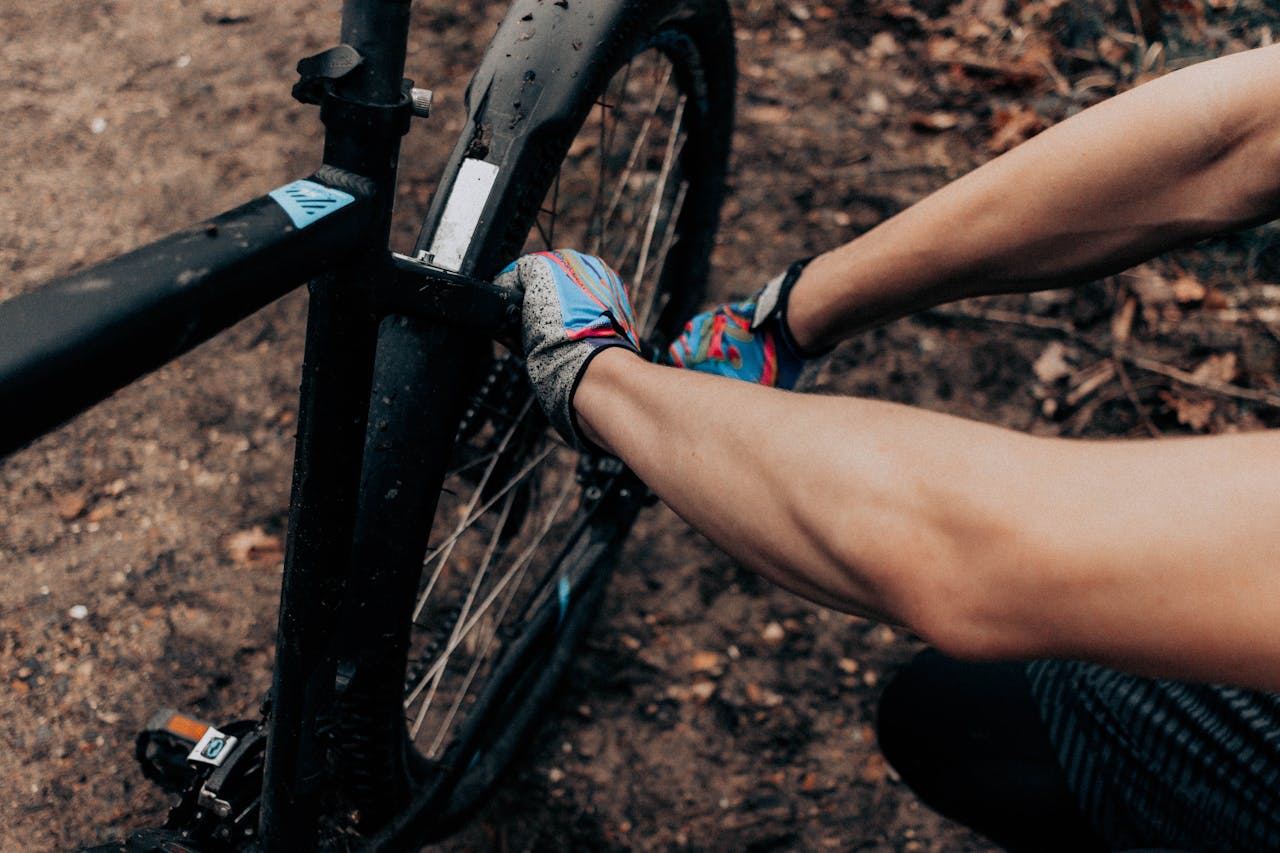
0;0;518;848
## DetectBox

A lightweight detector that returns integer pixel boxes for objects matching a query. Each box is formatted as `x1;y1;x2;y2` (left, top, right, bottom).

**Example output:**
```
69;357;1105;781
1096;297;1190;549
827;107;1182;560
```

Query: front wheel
334;1;735;847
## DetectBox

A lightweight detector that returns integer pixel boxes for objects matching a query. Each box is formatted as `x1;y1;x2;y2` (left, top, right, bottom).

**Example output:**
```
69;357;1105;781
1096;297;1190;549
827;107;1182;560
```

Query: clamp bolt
410;88;433;118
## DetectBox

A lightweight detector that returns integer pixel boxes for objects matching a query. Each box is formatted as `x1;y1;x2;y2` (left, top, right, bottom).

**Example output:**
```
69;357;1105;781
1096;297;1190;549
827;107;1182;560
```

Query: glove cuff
750;257;834;360
562;341;636;455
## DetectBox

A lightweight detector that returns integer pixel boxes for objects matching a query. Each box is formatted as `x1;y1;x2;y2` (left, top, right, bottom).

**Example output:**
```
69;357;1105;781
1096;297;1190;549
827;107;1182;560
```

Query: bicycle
1;0;734;848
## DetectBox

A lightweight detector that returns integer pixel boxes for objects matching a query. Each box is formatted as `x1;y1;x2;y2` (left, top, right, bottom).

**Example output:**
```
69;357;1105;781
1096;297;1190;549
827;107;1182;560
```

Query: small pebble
69;605;89;620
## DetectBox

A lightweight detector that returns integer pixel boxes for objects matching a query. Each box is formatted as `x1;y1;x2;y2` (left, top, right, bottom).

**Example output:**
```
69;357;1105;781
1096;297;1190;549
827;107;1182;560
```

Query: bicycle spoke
596;64;675;261
405;475;577;742
418;486;573;757
532;210;555;254
637;179;688;338
600;55;632;190
405;473;575;696
630;96;686;319
413;440;553;626
445;447;501;480
408;489;516;739
413;397;537;624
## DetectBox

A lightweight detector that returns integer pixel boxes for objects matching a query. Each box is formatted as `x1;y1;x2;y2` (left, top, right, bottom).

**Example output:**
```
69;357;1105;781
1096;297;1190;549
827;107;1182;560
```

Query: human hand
498;249;640;451
667;259;823;390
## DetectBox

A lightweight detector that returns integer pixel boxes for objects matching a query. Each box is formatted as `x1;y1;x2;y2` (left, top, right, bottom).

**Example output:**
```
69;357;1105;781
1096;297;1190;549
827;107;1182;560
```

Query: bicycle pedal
135;710;239;793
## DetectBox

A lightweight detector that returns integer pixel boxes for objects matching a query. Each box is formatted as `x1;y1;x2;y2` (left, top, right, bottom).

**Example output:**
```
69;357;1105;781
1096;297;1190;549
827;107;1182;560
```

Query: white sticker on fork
427;158;500;272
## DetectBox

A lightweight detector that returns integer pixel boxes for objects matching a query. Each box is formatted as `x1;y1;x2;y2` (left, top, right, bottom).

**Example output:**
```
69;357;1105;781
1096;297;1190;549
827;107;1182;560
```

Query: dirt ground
3;1;1278;851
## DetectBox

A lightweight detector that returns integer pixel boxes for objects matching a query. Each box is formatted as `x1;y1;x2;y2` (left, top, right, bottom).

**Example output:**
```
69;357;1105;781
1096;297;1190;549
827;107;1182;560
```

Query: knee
875;649;945;790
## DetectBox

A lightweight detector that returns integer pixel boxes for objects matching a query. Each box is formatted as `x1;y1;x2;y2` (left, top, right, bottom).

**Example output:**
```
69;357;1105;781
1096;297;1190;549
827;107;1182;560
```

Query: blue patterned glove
499;249;640;451
668;259;824;389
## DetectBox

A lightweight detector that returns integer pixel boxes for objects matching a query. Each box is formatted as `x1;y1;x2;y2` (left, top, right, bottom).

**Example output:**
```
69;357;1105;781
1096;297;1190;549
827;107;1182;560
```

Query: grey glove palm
498;249;640;451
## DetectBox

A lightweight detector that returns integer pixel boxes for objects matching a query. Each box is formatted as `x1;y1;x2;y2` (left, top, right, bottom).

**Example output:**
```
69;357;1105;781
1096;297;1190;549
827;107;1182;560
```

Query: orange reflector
164;713;209;743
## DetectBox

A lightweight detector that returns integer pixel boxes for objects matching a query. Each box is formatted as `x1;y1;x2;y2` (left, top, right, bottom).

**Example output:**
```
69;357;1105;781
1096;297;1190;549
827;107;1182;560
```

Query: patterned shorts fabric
1028;658;1280;852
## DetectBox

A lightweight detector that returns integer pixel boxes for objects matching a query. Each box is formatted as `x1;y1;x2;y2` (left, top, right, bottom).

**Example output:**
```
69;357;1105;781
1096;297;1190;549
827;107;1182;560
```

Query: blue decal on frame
269;179;356;228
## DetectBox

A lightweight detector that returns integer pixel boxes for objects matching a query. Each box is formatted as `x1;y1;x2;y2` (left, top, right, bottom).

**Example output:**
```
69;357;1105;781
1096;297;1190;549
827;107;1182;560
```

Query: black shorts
1027;659;1280;852
877;651;1280;852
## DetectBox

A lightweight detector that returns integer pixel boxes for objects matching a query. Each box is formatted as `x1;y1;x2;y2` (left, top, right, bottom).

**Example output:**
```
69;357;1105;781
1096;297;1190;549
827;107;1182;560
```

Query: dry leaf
226;527;284;568
1126;267;1176;327
987;106;1044;152
1159;391;1215;430
689;680;716;702
688;651;723;673
1127;267;1173;306
745;104;791;125
1073;72;1117;95
1171;275;1206;303
1191;352;1238;386
55;491;87;521
1204;288;1229;310
869;32;900;57
1032;341;1072;383
861;753;889;783
665;681;716;702
787;2;811;21
87;504;115;523
864;90;890;114
909;111;959;131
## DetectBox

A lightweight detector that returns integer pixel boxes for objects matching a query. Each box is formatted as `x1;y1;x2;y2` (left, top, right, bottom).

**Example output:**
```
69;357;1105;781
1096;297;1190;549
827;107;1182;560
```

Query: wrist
784;254;838;355
571;345;641;454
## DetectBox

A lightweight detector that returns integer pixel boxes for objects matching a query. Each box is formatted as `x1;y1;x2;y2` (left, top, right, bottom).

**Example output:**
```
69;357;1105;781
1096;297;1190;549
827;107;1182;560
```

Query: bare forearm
790;45;1280;351
576;350;1280;689
575;350;1012;624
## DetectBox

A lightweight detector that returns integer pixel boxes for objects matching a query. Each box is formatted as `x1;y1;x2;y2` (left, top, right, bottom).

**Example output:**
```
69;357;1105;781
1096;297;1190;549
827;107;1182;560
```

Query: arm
788;44;1280;351
576;349;1280;692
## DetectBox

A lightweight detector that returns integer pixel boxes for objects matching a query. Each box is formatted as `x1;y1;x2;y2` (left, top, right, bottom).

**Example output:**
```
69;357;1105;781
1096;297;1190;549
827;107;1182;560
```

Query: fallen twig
925;305;1076;336
1121;354;1280;408
1064;360;1116;408
1112;356;1162;438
